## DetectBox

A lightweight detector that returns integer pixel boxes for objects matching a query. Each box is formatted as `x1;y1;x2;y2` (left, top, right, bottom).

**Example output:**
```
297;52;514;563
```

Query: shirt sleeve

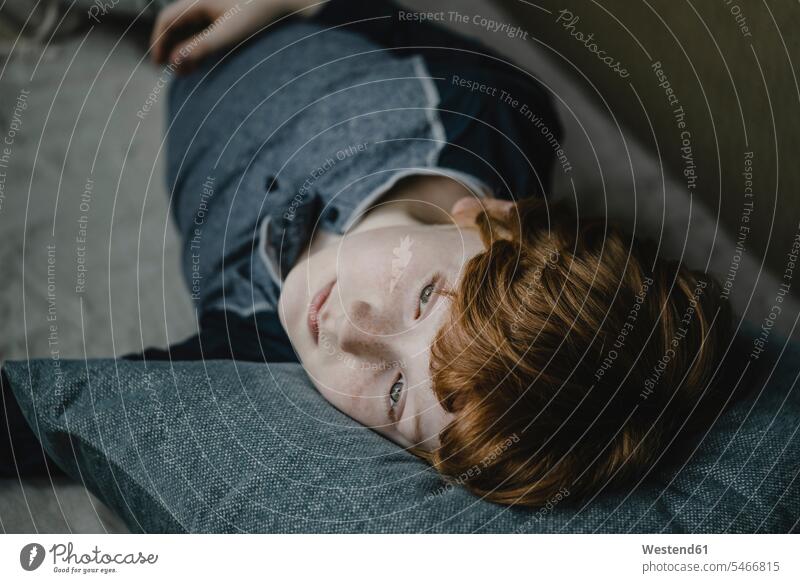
313;0;500;60
434;64;563;200
313;0;563;200
122;309;299;363
313;0;402;41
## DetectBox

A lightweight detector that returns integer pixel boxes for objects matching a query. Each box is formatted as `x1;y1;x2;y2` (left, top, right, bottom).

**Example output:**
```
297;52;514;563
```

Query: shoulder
430;60;562;200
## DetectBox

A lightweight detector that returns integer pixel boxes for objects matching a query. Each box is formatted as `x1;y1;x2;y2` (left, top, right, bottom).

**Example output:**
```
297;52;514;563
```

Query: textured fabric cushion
3;321;798;533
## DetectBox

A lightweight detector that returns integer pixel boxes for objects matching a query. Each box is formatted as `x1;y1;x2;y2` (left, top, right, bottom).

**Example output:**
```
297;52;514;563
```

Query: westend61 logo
19;542;158;574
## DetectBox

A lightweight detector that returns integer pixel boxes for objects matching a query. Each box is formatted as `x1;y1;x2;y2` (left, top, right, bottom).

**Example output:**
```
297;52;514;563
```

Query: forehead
345;224;460;250
339;225;467;277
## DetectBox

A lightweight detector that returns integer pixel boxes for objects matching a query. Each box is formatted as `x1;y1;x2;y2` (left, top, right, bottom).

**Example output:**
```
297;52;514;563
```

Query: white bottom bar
0;534;796;582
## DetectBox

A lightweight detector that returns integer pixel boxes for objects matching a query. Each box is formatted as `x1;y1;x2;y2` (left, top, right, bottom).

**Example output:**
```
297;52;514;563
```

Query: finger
451;196;490;226
451;196;482;218
451;196;513;223
150;0;203;65
167;18;248;74
484;198;515;216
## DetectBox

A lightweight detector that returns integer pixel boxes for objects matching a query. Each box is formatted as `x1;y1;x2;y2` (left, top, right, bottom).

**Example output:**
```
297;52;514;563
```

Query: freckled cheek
309;365;383;426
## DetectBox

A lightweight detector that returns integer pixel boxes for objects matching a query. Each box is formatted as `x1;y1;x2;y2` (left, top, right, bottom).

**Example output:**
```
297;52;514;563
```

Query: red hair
417;197;732;507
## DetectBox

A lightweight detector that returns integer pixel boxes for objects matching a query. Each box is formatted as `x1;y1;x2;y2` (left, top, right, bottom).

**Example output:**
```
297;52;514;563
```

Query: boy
2;0;731;507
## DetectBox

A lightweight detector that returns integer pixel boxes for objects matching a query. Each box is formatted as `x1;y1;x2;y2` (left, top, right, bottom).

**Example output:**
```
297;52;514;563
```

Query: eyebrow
387;402;399;425
412;399;423;446
388;382;424;446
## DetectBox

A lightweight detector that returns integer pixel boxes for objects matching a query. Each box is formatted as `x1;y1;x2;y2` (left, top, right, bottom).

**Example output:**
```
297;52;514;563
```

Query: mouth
308;279;336;345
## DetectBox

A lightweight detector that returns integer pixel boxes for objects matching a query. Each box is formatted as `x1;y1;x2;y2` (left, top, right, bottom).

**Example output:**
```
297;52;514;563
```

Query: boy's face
278;218;486;451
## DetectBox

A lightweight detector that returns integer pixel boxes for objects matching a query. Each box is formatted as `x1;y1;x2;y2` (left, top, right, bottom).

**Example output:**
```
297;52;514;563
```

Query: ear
450;196;514;227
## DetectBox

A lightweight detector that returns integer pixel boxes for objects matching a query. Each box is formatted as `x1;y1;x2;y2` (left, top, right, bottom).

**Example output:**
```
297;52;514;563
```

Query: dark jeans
0;369;62;478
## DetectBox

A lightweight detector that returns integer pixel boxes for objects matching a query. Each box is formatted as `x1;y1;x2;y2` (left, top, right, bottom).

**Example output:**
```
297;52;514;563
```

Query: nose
327;299;389;357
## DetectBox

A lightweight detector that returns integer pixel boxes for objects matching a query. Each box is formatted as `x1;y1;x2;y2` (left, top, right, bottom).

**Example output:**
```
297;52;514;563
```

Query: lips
307;279;335;344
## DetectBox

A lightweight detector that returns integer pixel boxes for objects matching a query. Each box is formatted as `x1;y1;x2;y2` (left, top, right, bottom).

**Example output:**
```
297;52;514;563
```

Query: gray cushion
3;321;798;532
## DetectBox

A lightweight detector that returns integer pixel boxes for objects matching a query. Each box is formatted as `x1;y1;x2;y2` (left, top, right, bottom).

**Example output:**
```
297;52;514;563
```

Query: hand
451;195;514;227
150;0;322;75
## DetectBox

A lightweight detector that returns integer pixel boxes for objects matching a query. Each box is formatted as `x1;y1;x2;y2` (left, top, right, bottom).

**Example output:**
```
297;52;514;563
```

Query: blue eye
415;277;445;319
389;377;404;408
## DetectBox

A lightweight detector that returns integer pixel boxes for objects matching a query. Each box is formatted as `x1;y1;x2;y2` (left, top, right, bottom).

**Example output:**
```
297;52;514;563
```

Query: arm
122;309;299;363
150;0;324;74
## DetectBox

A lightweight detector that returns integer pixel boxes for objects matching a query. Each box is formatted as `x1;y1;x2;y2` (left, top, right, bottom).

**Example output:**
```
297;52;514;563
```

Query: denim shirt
155;0;561;363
